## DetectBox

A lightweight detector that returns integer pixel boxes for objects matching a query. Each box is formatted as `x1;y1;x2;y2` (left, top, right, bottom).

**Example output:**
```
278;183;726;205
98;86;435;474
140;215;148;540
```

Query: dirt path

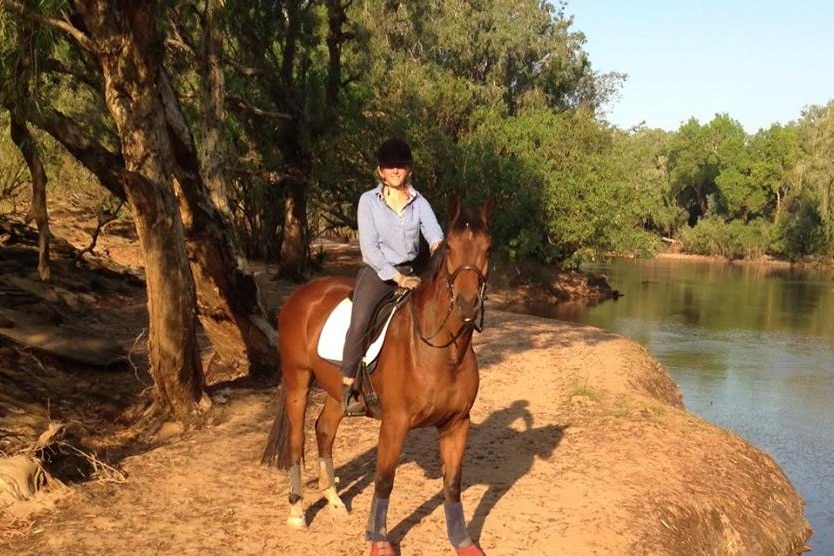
0;210;810;555
2;306;809;555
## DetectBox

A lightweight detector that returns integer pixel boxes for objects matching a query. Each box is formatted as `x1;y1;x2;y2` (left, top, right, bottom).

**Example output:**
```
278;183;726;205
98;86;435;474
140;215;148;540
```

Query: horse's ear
481;197;495;227
448;195;462;224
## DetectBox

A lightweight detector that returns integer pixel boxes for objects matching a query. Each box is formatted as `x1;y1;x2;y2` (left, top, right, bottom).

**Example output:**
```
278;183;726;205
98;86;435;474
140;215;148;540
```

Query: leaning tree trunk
158;71;277;378
74;0;204;417
9;115;51;281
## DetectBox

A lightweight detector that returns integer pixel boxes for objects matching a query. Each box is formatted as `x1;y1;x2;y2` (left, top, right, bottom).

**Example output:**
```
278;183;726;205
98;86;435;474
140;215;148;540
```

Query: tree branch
225;56;267;78
165;15;199;59
25;105;127;199
5;1;96;52
72;199;125;267
226;95;291;120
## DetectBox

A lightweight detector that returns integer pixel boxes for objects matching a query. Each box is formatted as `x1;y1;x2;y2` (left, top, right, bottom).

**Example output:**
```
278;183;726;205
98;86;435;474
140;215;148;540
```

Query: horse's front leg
439;417;484;556
366;416;409;556
315;394;348;515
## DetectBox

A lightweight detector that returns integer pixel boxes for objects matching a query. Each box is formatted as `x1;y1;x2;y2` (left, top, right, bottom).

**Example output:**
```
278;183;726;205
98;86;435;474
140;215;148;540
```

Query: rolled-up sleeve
358;193;398;281
418;197;444;248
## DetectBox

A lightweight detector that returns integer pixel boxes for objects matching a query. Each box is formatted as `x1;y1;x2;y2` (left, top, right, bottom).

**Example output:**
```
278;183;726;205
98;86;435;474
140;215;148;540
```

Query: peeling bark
27;84;277;378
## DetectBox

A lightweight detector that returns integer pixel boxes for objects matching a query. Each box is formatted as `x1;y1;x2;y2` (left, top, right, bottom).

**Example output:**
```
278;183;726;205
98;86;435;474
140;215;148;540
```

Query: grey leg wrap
289;463;303;504
444;501;473;548
365;496;390;542
320;457;336;489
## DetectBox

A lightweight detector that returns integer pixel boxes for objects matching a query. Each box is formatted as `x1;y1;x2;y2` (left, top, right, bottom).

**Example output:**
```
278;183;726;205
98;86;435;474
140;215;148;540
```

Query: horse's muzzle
455;293;482;322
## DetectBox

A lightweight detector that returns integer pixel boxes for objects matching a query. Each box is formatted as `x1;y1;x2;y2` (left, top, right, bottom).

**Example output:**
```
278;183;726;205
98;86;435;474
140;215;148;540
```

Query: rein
411;263;487;349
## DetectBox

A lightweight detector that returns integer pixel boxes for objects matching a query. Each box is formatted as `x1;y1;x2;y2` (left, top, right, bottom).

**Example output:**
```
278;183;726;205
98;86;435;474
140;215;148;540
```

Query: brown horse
262;198;493;555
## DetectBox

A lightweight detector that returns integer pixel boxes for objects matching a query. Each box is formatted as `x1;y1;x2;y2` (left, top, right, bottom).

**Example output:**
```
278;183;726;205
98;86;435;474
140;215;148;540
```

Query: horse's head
443;197;494;327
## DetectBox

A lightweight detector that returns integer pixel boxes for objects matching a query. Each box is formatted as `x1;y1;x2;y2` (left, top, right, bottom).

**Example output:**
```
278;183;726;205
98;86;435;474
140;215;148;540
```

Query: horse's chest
405;373;477;425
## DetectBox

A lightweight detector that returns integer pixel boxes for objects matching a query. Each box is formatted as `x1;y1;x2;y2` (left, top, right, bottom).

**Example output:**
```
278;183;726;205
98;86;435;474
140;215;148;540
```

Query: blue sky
567;1;834;133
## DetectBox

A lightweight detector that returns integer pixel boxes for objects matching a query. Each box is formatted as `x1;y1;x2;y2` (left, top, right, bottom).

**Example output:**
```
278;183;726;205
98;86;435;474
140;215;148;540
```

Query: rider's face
378;165;411;189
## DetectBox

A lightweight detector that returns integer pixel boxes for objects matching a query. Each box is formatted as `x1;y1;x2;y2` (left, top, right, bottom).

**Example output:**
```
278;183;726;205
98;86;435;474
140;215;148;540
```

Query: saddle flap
317;289;409;366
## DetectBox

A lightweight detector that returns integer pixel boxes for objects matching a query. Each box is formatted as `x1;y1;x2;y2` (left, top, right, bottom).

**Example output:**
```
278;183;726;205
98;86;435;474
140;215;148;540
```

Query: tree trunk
198;0;233;222
6;18;51;281
325;0;349;109
28;88;277;379
158;70;278;378
9;116;51;281
227;0;315;281
275;2;311;280
73;0;204;417
279;174;308;280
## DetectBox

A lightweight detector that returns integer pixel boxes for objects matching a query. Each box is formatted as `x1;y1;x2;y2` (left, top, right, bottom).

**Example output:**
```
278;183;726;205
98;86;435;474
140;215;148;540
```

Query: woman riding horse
262;156;493;555
340;138;444;415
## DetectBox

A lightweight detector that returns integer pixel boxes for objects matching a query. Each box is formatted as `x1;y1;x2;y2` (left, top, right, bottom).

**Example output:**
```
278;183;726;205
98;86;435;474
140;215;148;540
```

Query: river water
543;257;834;553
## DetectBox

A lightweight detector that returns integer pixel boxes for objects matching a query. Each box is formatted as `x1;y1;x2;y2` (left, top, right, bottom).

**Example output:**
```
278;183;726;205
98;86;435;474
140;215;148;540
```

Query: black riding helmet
377;138;413;168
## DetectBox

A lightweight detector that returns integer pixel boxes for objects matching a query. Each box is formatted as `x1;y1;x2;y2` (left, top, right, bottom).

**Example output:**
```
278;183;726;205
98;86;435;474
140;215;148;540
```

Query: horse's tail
261;384;295;469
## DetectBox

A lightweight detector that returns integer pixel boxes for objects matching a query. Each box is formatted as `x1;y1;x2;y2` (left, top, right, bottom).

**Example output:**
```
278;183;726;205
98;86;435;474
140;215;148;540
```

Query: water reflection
545;258;834;553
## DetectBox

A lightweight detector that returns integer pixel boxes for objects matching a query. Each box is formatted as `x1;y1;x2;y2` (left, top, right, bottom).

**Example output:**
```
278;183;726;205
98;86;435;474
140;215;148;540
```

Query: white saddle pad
317;297;398;365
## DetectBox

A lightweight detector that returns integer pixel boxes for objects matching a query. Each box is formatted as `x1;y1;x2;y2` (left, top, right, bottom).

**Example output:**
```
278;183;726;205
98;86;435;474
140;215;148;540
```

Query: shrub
678;216;771;259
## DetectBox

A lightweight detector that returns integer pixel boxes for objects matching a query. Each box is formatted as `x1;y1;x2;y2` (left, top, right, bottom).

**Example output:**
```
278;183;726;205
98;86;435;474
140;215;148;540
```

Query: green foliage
770;194;827;260
3;0;833;266
610;126;684;238
796;102;834;254
748;124;802;218
667;115;751;225
305;0;626;265
678;216;772;260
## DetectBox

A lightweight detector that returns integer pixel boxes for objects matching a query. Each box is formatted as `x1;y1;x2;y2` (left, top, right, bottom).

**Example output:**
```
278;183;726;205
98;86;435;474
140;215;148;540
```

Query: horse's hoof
456;544;485;556
369;540;395;556
286;515;307;529
327;500;349;516
322;486;349;516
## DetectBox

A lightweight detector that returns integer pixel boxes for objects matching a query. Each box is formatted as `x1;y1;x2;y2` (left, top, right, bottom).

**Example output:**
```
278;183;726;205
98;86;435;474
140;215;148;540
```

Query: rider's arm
417;196;444;253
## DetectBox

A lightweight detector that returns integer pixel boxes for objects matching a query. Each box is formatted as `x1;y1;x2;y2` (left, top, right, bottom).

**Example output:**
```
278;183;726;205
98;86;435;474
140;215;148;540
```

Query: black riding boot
342;382;366;416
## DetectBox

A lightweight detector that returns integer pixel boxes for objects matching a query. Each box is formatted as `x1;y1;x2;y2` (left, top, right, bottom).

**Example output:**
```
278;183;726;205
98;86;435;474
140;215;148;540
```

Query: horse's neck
411;275;473;360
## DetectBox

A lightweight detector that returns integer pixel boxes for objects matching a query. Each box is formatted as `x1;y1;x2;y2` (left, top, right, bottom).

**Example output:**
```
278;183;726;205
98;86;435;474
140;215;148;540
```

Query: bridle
411;261;488;349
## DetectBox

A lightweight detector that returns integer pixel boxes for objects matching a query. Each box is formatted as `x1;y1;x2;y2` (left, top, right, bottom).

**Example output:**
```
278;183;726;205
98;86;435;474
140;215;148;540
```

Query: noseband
412;262;488;348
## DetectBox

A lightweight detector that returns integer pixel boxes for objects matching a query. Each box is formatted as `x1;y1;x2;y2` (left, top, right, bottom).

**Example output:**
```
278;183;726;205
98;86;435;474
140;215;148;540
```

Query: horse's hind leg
285;367;313;528
439;417;484;556
315;394;348;515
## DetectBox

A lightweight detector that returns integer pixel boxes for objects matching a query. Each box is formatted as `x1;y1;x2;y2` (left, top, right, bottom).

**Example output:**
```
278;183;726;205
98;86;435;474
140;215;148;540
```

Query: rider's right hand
394;273;421;290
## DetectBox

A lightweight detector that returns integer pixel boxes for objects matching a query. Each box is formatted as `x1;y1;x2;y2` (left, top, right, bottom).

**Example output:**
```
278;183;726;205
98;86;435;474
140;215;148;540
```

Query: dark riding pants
340;264;411;380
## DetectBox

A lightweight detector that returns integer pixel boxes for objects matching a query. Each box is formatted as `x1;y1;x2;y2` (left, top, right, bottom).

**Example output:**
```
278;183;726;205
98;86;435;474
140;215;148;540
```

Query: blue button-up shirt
358;183;444;281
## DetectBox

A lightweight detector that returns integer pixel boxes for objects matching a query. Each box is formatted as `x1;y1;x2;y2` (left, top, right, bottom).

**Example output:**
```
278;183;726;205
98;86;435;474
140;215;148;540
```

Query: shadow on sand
305;400;564;548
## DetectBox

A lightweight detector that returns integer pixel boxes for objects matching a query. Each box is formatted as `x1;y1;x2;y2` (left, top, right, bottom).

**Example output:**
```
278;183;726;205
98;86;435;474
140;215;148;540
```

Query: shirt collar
375;182;418;201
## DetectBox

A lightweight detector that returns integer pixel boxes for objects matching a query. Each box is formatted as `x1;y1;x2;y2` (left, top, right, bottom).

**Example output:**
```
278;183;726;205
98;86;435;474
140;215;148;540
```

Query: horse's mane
420;206;486;282
421;242;448;282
